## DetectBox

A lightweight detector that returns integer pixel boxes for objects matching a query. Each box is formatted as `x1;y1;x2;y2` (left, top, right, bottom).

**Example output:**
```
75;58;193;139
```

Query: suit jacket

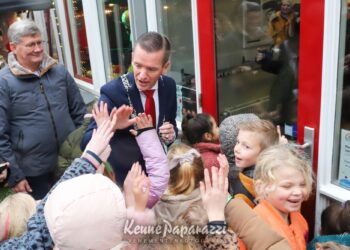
81;73;177;185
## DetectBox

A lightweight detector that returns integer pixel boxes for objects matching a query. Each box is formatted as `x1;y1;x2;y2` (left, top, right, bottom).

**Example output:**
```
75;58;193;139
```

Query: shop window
214;0;300;140
156;0;197;121
0;9;63;68
64;0;92;82
333;0;350;190
96;0;132;81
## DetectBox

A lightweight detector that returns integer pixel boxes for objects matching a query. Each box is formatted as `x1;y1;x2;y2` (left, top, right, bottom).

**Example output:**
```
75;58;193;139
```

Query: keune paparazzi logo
124;219;226;238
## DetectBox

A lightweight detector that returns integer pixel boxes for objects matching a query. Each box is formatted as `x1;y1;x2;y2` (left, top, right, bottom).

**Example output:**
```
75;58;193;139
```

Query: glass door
214;0;300;139
196;0;325;235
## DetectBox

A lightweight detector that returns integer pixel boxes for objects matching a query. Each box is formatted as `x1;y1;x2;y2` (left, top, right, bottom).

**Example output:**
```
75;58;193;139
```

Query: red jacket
193;142;221;173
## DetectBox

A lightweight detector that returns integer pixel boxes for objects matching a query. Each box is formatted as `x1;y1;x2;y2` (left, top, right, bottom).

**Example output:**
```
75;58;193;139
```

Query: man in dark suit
81;32;177;185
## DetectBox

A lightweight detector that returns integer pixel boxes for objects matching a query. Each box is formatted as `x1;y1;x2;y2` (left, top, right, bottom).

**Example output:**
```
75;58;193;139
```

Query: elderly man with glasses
0;19;86;199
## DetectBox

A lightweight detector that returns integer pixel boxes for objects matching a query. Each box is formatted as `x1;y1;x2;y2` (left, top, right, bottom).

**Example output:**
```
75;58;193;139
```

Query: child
94;102;169;208
0;106;135;249
153;143;206;224
230;119;279;207
253;144;313;250
181;113;221;172
307;201;350;250
219;113;260;169
0;193;36;241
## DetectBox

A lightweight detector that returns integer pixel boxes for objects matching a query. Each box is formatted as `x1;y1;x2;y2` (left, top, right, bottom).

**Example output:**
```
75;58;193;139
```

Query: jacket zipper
16;130;24;151
40;82;60;151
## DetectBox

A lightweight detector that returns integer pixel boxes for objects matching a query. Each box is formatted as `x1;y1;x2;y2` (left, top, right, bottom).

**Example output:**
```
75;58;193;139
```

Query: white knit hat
44;174;126;250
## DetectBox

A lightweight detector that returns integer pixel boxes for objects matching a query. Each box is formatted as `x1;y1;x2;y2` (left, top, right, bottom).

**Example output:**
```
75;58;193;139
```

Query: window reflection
336;0;350;190
156;0;197;121
97;1;132;81
65;0;92;82
214;0;300;139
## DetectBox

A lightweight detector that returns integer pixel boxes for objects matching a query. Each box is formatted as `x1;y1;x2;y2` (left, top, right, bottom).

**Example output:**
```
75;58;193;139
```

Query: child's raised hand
133;172;150;212
277;125;288;145
130;113;153;136
92;101;114;128
123;162;142;208
84;119;116;157
99;145;111;163
217;153;229;178
200;167;228;221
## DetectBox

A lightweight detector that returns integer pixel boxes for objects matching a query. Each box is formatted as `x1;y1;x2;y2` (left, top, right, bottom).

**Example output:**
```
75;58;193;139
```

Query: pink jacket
136;129;169;208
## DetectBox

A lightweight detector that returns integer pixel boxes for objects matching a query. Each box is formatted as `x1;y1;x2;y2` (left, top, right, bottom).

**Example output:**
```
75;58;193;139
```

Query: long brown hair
167;144;204;195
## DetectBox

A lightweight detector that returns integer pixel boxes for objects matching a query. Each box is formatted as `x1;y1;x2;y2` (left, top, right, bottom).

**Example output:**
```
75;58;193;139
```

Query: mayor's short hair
8;19;42;44
134;32;171;64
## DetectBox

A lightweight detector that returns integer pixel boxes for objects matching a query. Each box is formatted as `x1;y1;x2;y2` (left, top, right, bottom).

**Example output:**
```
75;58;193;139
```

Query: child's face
234;130;262;169
265;166;308;220
209;117;220;142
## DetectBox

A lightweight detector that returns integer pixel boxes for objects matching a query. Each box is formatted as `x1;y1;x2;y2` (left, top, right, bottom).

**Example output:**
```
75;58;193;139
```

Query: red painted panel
298;0;325;236
196;0;217;120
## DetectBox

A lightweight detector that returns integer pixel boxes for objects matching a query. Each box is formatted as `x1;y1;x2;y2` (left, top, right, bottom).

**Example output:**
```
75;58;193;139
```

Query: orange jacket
254;200;308;250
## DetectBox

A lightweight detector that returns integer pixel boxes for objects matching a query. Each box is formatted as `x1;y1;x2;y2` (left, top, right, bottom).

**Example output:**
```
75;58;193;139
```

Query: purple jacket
136;129;169;208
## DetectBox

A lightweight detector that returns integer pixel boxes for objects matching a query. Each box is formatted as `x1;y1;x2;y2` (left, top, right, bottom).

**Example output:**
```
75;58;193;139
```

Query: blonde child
231;119;280;207
253;144;313;250
181;113;221;174
0;193;36;241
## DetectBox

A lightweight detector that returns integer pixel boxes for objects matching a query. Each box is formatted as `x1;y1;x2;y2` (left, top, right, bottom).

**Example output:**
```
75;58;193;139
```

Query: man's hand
114;105;137;130
159;122;175;142
0;169;7;182
13;179;32;193
0;162;9;182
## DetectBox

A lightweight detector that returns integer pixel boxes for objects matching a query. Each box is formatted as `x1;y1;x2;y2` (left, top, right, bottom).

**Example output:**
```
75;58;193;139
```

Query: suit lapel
158;75;166;128
127;73;144;114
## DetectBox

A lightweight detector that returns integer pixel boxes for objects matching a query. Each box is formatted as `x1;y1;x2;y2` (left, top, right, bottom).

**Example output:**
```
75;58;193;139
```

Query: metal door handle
303;126;315;164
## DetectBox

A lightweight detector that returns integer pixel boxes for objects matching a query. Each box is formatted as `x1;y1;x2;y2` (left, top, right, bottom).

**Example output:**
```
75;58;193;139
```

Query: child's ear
254;179;266;200
202;132;213;142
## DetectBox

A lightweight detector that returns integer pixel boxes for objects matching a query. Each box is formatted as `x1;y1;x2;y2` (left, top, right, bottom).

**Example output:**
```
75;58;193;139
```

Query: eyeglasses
22;40;46;49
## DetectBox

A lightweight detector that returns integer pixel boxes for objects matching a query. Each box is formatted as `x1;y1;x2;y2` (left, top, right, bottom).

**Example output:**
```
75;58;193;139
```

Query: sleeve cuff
207;221;227;234
7;167;26;187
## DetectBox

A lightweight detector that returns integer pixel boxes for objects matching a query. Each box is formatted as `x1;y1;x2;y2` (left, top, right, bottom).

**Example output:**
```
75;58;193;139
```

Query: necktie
143;89;156;127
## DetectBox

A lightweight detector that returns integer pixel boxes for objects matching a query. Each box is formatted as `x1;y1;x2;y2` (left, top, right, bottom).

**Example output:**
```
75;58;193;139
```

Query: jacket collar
8;52;57;78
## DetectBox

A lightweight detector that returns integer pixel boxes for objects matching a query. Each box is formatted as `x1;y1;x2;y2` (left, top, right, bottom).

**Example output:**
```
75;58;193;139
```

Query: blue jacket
81;73;177;184
307;234;350;250
0;158;96;249
0;53;86;186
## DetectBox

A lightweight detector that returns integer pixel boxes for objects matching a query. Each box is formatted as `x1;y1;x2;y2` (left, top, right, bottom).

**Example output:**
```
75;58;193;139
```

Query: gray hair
8;19;42;44
134;31;171;65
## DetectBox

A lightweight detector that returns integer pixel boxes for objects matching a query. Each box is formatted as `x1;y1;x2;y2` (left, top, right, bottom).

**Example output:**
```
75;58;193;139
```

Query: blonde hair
254;144;313;200
0;193;36;241
238;120;279;151
167;144;204;195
